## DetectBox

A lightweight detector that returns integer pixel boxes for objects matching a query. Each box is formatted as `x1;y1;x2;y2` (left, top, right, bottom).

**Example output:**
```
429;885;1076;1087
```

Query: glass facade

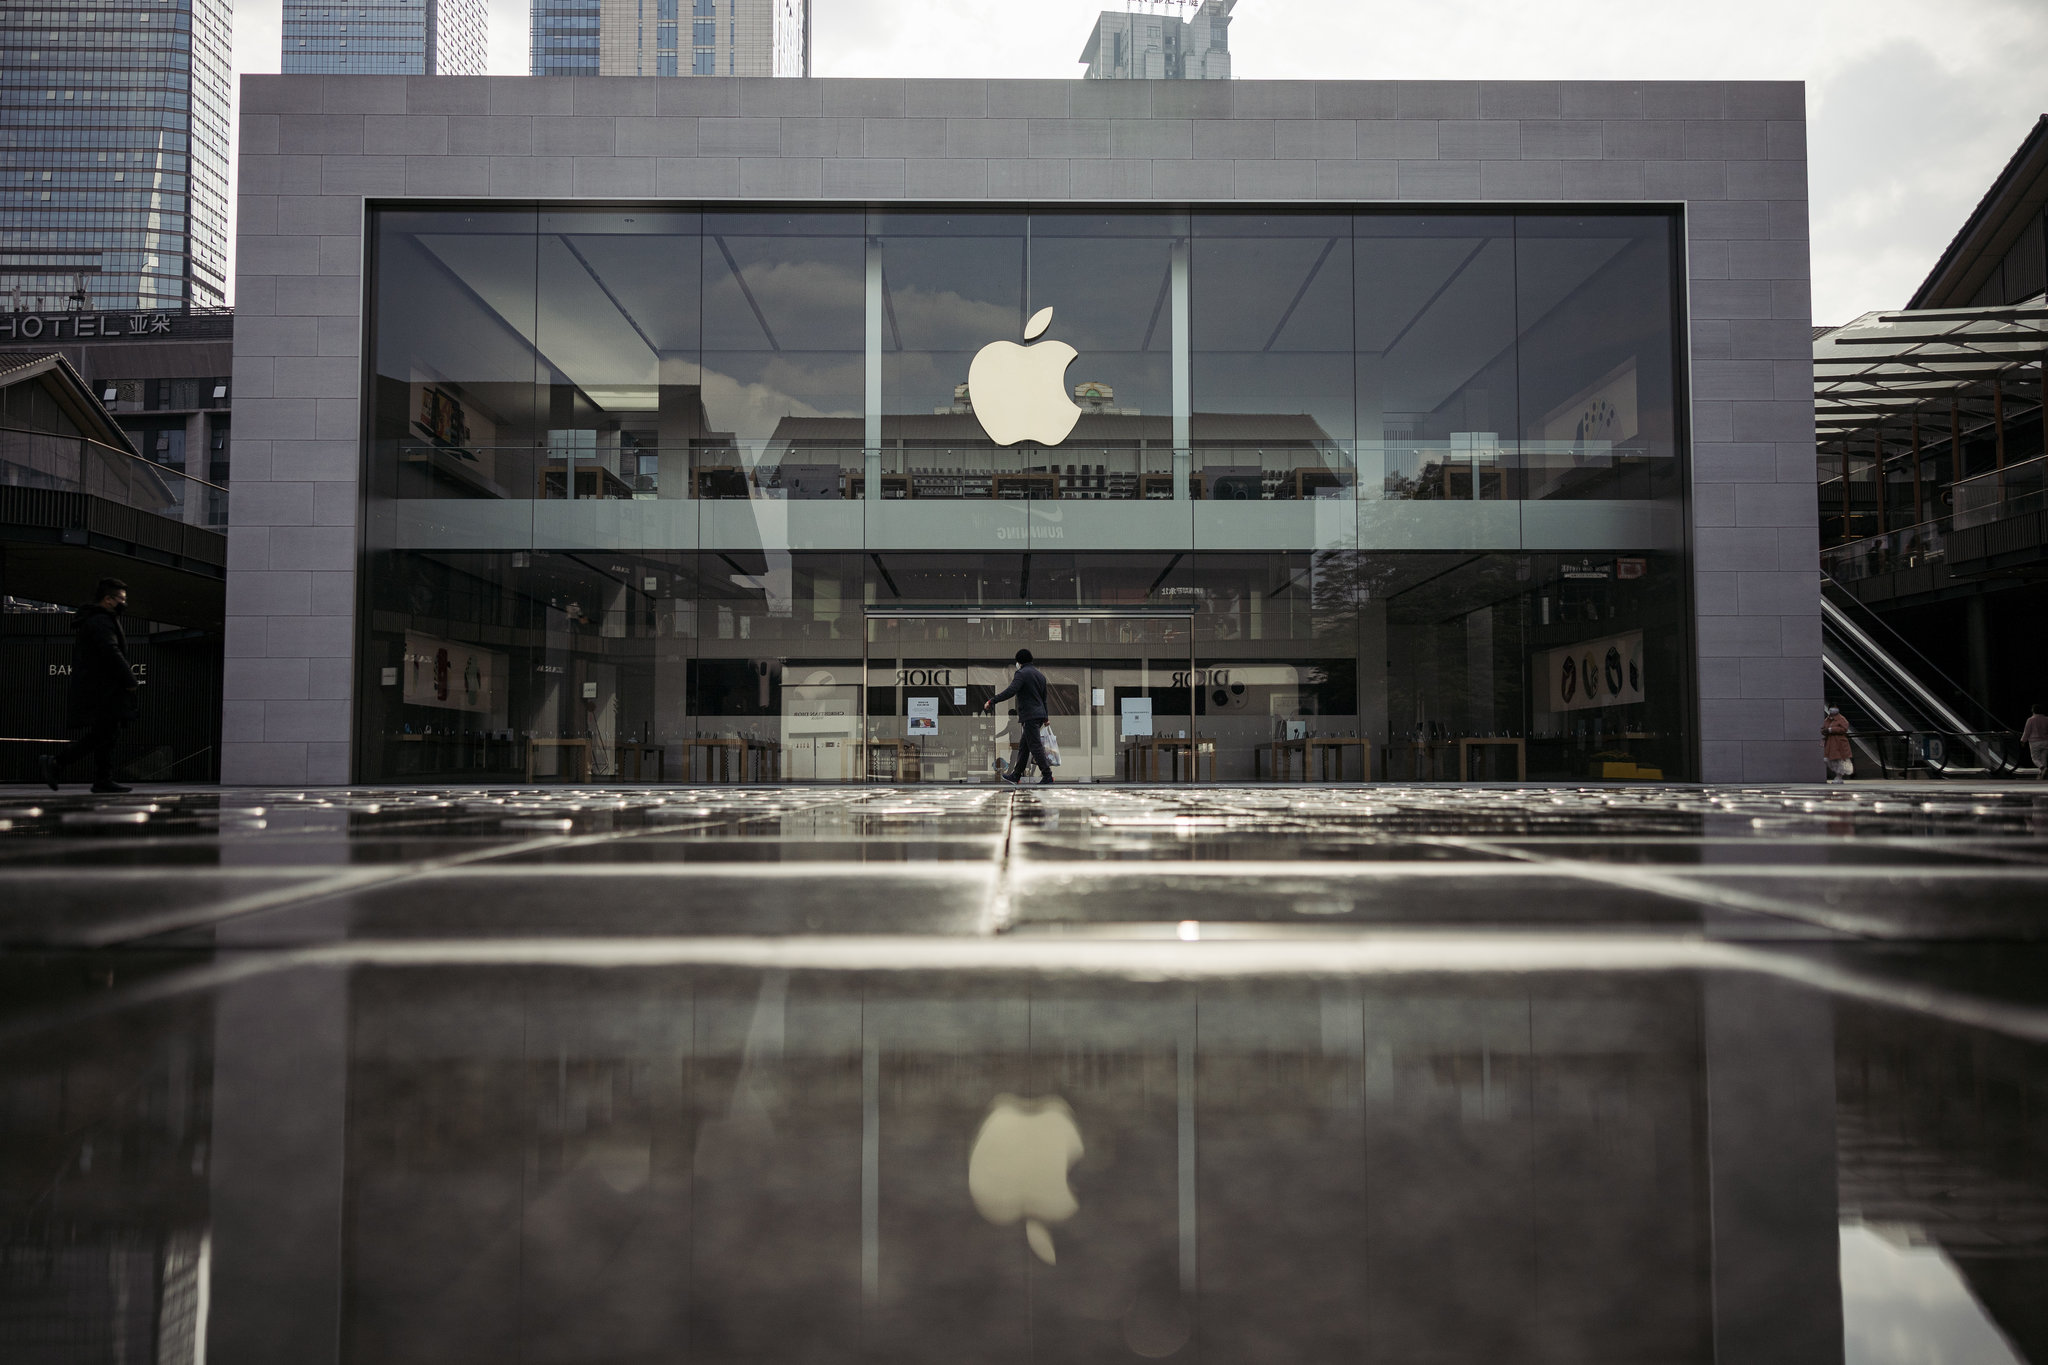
283;0;487;77
530;0;599;75
359;205;1693;784
0;0;232;312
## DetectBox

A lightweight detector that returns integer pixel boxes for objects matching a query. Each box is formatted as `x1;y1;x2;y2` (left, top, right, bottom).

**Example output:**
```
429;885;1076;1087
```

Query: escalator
1820;576;2025;778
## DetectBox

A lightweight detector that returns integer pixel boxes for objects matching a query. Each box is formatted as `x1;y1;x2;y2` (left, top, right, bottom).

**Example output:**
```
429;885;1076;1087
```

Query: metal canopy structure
1815;294;2048;443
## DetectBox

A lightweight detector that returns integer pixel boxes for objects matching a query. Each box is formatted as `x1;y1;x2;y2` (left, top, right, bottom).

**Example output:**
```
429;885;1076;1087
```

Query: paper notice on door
908;696;940;736
1120;697;1154;738
953;687;966;705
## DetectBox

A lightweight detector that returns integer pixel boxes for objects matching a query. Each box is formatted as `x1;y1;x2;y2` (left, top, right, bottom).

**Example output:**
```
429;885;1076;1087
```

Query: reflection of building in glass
1080;1;1234;80
0;0;232;313
283;0;487;75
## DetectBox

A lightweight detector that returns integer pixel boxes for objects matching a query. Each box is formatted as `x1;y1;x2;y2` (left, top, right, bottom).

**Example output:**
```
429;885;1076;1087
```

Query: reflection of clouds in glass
700;358;860;439
1031;239;1175;354
1840;1222;2022;1365
885;349;979;409
704;254;863;350
888;285;1016;353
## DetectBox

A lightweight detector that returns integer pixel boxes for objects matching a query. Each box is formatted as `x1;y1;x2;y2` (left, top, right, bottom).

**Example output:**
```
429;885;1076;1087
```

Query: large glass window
1355;214;1517;501
1192;214;1356;499
1514;215;1680;501
367;208;541;508
696;211;865;495
534;210;699;501
358;205;1693;783
1030;212;1183;500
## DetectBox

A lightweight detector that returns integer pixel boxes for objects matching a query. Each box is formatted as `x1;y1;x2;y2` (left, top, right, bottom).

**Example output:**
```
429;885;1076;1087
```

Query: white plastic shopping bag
1041;725;1061;767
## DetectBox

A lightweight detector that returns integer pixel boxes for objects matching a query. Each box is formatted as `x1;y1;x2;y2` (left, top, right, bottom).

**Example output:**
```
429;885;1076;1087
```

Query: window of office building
359;206;1692;784
692;50;715;74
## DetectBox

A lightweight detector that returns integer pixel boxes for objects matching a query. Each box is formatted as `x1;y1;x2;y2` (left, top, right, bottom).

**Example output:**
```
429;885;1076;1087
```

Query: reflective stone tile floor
2;784;2047;1363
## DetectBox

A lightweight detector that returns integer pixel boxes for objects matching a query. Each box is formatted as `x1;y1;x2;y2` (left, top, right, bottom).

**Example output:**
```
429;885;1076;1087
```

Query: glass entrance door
864;613;1197;784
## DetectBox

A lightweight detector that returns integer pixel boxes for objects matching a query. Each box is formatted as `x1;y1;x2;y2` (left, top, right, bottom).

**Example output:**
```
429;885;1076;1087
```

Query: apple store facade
228;77;1821;785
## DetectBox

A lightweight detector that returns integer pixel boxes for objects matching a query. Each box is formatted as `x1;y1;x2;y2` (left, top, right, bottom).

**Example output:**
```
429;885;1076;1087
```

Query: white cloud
226;0;2048;322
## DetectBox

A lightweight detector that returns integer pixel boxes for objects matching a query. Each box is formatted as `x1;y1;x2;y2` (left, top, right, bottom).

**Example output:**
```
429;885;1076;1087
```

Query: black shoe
91;781;132;794
38;755;58;792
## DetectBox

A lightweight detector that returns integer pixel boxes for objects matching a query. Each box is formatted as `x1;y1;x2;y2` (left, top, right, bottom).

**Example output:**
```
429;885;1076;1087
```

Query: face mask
111;602;126;616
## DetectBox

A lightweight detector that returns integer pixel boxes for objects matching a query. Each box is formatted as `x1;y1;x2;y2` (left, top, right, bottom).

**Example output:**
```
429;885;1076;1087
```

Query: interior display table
1258;737;1370;781
1457;737;1527;780
525;737;590;783
1121;736;1216;783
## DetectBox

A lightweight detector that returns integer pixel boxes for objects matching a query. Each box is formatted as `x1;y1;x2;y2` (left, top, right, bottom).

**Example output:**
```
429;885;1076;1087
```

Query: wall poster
402;631;507;720
1538;629;1645;712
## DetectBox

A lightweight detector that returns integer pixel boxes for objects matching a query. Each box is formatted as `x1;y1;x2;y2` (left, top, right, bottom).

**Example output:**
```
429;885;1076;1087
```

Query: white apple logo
967;306;1082;448
967;1093;1084;1265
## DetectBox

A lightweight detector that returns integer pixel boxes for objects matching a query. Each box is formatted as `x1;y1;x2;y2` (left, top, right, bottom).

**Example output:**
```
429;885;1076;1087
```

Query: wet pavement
1;784;2046;1363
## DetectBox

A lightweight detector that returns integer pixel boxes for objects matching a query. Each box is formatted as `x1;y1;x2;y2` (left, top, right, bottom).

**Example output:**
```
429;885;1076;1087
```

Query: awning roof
0;348;141;456
1812;295;2048;445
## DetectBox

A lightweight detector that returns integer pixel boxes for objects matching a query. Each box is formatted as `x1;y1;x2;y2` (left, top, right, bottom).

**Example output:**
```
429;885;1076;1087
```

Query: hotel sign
0;312;176;341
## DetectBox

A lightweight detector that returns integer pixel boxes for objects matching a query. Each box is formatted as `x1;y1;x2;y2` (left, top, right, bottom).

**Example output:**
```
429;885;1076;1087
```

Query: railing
0;424;227;530
1829;455;2048;580
1821;518;1948;582
389;439;1680;505
1844;729;2029;779
1954;453;2048;529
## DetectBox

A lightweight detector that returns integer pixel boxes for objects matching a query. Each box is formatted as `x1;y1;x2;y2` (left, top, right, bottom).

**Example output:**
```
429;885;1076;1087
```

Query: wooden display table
1257;737;1370;781
687;736;771;783
1456;737;1526;780
617;743;666;782
862;739;923;783
1121;736;1216;783
1387;740;1457;781
526;737;590;783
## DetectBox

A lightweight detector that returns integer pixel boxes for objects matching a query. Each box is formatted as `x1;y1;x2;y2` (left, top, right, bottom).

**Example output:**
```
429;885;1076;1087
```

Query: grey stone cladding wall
227;75;1816;784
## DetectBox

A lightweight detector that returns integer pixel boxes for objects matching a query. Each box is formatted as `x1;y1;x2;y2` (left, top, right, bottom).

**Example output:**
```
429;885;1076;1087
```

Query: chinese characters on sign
0;312;174;341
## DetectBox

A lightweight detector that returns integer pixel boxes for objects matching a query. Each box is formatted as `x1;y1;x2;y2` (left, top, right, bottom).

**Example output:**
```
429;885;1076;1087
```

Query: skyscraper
0;0;233;313
532;0;600;74
1080;0;1234;80
537;0;809;79
283;0;487;76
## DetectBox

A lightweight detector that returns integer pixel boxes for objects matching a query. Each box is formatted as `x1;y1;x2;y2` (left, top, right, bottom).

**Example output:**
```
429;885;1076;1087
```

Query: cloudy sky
231;0;2048;322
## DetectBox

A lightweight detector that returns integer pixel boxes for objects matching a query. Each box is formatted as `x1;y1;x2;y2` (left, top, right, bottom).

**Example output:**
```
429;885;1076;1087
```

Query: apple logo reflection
967;1094;1084;1265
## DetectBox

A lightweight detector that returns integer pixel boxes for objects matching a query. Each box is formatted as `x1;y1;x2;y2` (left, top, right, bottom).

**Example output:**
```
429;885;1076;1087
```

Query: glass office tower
531;0;600;75
0;0;232;312
359;205;1692;784
283;0;487;76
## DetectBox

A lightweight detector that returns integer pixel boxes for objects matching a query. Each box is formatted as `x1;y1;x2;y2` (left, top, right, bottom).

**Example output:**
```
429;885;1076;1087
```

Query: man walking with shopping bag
985;648;1055;785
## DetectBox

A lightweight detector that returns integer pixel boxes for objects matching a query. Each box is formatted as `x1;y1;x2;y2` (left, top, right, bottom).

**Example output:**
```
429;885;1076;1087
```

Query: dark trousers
1013;718;1054;783
54;711;125;785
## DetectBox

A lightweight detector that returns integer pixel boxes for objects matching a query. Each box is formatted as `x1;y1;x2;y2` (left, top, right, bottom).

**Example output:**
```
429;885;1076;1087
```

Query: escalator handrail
1819;594;2020;776
1820;575;2008;730
1820;596;1980;739
1821;648;1912;733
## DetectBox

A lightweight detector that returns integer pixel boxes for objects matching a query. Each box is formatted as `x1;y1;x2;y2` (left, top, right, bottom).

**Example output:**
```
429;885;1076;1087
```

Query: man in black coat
983;647;1054;785
40;578;139;794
